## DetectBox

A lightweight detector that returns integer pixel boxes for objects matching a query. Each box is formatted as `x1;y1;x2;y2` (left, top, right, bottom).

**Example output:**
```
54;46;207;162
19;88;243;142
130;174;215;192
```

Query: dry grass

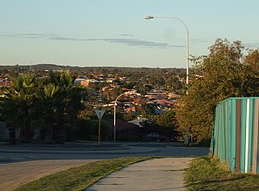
185;156;259;191
13;156;151;191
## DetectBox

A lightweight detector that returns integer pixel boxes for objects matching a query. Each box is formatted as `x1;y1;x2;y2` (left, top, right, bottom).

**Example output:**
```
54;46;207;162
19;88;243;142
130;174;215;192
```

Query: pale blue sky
1;0;259;68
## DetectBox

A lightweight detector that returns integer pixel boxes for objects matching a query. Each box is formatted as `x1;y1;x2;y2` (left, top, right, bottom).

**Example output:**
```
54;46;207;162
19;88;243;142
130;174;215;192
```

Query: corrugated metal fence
213;97;259;174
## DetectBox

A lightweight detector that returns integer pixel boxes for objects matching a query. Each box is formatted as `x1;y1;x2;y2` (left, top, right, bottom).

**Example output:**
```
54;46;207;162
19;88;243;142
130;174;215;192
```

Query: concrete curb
0;147;160;155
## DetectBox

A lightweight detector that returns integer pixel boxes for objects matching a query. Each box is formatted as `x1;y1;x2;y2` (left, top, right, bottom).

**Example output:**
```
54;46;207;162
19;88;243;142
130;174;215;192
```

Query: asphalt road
0;142;209;161
0;142;209;190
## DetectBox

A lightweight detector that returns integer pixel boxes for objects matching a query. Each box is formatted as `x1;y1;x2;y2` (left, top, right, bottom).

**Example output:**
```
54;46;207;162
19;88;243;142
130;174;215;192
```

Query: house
132;97;148;106
124;106;136;113
74;79;99;87
153;99;174;106
168;92;180;100
74;78;86;85
115;119;141;141
106;78;116;83
128;118;151;128
0;78;11;87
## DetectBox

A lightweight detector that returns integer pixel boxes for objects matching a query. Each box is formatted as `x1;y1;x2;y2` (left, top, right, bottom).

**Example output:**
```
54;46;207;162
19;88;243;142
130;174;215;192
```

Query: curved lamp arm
145;15;190;86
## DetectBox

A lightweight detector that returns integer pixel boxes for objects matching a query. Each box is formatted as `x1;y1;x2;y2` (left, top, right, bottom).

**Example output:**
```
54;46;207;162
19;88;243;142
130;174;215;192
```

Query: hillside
0;64;186;74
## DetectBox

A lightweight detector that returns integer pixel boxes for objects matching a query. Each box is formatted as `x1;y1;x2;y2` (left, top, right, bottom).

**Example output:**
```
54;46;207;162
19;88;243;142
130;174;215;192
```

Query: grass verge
185;156;259;191
13;156;152;191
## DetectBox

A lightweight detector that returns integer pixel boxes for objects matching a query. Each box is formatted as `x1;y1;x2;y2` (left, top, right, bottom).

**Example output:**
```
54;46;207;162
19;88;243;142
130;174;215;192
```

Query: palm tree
47;70;84;143
31;83;59;143
1;71;85;143
1;73;37;143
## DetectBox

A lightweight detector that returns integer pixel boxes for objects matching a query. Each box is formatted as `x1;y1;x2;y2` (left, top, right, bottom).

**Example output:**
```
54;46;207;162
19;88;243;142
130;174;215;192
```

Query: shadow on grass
187;175;248;190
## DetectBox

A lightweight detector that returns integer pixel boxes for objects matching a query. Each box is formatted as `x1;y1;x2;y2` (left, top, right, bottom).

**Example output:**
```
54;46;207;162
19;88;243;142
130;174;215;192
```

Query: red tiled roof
154;99;173;105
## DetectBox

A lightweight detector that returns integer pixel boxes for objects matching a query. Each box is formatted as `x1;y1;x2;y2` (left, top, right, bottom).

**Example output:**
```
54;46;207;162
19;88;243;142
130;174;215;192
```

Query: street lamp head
144;16;154;20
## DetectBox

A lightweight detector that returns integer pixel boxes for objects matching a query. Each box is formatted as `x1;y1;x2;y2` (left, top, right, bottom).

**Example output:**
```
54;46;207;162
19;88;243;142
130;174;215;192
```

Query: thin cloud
50;37;79;41
107;38;170;47
11;33;53;39
120;33;135;37
85;38;172;48
85;38;184;48
46;34;183;48
4;32;185;48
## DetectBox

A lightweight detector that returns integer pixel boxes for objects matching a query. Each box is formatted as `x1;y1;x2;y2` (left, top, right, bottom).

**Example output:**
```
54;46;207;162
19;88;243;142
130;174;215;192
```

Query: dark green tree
47;70;84;143
175;39;259;144
33;83;60;143
1;73;37;142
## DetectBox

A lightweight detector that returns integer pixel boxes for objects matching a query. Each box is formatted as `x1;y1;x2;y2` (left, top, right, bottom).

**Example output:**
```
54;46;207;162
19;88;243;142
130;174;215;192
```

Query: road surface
0;142;209;190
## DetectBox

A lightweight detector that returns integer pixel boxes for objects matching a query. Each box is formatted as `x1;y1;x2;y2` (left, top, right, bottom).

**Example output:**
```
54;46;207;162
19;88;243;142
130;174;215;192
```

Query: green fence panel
248;99;254;173
240;99;247;173
213;106;219;158
230;99;236;172
212;97;259;174
252;99;259;173
229;101;232;164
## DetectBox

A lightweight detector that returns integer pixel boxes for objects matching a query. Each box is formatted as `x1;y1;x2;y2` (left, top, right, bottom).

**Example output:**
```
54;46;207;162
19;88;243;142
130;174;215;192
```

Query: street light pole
113;91;140;142
113;92;127;142
145;16;190;86
145;15;191;145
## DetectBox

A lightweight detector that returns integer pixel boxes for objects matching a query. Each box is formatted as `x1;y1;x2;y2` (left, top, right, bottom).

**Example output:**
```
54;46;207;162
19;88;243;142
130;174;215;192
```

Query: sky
1;0;259;68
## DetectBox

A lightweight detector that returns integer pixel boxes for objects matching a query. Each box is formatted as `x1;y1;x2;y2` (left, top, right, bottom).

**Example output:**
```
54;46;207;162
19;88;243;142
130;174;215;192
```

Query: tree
1;73;37;142
46;70;84;143
139;104;155;116
34;83;60;143
244;49;259;70
151;110;178;141
175;39;259;144
0;70;86;143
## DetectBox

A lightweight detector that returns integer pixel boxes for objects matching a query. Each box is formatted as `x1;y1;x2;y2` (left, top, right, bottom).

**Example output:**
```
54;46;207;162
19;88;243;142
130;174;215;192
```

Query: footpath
86;157;193;191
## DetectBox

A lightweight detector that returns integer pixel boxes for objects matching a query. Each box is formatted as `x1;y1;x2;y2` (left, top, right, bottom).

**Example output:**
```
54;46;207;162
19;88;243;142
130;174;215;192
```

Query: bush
75;118;112;141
